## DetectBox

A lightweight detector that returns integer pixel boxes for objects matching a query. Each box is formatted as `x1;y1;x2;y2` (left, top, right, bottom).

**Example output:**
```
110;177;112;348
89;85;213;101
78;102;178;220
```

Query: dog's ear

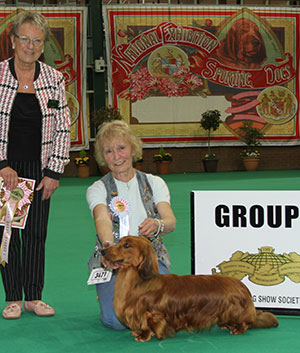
137;239;159;281
255;31;266;65
221;23;238;61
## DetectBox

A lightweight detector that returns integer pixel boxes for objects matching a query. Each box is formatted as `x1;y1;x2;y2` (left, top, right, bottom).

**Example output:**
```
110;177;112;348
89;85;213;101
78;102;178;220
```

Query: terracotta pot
202;159;219;172
242;157;260;171
77;165;90;178
134;162;143;171
156;161;171;174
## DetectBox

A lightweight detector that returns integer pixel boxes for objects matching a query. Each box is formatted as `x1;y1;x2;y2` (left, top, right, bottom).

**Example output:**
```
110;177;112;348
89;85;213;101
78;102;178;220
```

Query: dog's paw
131;330;153;342
229;323;248;335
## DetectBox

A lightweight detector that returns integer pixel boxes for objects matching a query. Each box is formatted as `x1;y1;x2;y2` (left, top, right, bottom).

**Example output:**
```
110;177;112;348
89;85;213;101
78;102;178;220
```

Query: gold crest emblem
212;246;300;286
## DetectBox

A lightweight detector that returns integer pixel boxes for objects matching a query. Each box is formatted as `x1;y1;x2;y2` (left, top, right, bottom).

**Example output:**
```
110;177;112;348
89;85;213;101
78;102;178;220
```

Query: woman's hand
101;241;122;270
138;218;160;238
36;176;59;200
138;201;176;238
0;167;19;190
101;256;121;270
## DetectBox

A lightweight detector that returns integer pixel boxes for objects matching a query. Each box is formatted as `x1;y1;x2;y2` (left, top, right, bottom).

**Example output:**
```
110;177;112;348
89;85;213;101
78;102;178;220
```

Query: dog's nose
101;249;107;256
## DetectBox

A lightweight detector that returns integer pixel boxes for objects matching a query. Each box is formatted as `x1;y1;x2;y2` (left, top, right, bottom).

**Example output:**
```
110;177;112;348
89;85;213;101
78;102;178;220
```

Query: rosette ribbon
0;181;34;266
110;196;130;238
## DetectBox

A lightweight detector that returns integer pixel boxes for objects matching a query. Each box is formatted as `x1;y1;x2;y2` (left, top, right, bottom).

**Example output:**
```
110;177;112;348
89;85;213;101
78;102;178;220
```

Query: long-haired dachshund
101;236;278;342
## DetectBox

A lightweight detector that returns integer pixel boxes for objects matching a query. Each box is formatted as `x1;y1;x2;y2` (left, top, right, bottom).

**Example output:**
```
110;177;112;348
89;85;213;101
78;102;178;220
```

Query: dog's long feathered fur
101;236;278;342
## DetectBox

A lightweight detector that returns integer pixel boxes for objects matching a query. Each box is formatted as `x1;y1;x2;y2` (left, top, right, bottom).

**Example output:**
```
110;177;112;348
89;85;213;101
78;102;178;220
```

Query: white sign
191;190;300;312
87;268;112;285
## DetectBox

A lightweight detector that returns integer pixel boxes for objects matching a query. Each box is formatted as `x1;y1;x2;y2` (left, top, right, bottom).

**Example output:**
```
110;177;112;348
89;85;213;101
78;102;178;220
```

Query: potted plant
153;146;173;174
91;105;123;130
200;109;222;172
75;149;90;178
133;155;143;171
239;121;264;171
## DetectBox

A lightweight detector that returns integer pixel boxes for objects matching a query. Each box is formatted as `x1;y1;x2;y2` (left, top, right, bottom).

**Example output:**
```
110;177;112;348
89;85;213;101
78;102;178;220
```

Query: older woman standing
0;11;70;319
87;120;176;330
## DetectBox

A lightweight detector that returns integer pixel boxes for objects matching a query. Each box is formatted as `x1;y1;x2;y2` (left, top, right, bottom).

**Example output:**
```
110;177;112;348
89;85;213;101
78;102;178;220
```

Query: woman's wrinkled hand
36;176;59;200
138;218;160;238
101;241;122;270
0;167;19;190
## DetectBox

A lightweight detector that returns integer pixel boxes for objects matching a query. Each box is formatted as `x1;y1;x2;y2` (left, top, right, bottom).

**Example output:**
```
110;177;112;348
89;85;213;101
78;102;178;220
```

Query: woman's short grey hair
94;120;143;166
10;11;50;41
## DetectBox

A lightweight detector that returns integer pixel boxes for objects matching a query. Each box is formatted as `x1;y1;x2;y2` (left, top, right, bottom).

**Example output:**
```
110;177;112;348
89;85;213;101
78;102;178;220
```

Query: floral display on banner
0;8;87;150
103;6;299;146
0;177;35;266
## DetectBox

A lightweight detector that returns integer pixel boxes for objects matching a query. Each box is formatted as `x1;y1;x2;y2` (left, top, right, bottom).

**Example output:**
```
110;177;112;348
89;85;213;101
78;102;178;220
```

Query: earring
12;44;15;49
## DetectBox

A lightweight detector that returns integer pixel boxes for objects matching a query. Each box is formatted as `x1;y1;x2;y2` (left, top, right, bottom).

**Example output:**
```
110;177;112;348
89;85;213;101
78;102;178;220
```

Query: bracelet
153;219;161;238
160;219;165;234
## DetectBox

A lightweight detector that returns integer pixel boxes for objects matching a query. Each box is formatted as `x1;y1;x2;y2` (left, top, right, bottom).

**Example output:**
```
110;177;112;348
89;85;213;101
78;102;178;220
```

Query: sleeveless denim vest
88;170;171;271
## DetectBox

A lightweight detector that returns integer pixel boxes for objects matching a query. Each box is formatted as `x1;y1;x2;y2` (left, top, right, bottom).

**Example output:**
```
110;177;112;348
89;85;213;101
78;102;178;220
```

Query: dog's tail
250;310;279;329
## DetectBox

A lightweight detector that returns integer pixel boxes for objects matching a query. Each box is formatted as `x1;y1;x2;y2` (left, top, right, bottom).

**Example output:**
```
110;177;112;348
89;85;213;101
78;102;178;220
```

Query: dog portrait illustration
215;18;267;69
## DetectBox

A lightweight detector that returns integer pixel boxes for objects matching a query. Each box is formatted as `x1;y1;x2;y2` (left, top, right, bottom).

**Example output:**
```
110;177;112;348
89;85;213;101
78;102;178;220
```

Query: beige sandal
24;301;55;317
2;302;22;319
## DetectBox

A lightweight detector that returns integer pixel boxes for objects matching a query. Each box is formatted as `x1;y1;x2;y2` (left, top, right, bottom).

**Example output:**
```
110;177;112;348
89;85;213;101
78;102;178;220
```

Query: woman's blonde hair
94;120;142;166
10;11;50;41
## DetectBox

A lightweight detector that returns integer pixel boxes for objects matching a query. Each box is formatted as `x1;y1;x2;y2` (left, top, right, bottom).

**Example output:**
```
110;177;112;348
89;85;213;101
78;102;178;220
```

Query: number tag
87;268;112;285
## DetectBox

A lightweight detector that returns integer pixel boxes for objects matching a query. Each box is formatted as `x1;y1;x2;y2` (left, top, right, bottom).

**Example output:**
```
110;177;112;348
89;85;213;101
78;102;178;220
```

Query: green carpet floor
1;170;300;353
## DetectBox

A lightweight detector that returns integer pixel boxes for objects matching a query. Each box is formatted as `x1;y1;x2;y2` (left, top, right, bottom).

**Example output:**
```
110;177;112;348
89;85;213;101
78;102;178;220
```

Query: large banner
191;190;300;314
103;5;300;147
0;7;87;150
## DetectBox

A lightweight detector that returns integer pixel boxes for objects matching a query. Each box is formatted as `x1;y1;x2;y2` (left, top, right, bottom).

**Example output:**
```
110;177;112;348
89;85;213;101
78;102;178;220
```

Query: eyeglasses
15;34;44;48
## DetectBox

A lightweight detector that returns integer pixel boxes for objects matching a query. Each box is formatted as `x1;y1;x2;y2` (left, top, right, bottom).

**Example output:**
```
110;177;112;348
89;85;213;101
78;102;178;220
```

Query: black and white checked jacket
0;58;71;178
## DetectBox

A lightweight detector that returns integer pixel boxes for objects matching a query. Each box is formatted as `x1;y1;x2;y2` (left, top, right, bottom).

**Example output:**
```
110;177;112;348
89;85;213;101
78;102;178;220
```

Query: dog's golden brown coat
101;236;278;342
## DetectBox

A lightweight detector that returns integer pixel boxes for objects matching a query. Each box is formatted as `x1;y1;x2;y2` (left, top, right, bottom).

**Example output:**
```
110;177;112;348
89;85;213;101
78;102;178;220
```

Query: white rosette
110;196;130;238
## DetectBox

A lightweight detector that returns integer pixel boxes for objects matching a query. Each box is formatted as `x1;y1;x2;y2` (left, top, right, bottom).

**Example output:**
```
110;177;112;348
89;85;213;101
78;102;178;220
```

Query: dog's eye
123;243;131;248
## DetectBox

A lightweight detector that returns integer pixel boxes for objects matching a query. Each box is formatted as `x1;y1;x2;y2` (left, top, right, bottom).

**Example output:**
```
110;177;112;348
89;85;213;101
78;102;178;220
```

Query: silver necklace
24;84;29;89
